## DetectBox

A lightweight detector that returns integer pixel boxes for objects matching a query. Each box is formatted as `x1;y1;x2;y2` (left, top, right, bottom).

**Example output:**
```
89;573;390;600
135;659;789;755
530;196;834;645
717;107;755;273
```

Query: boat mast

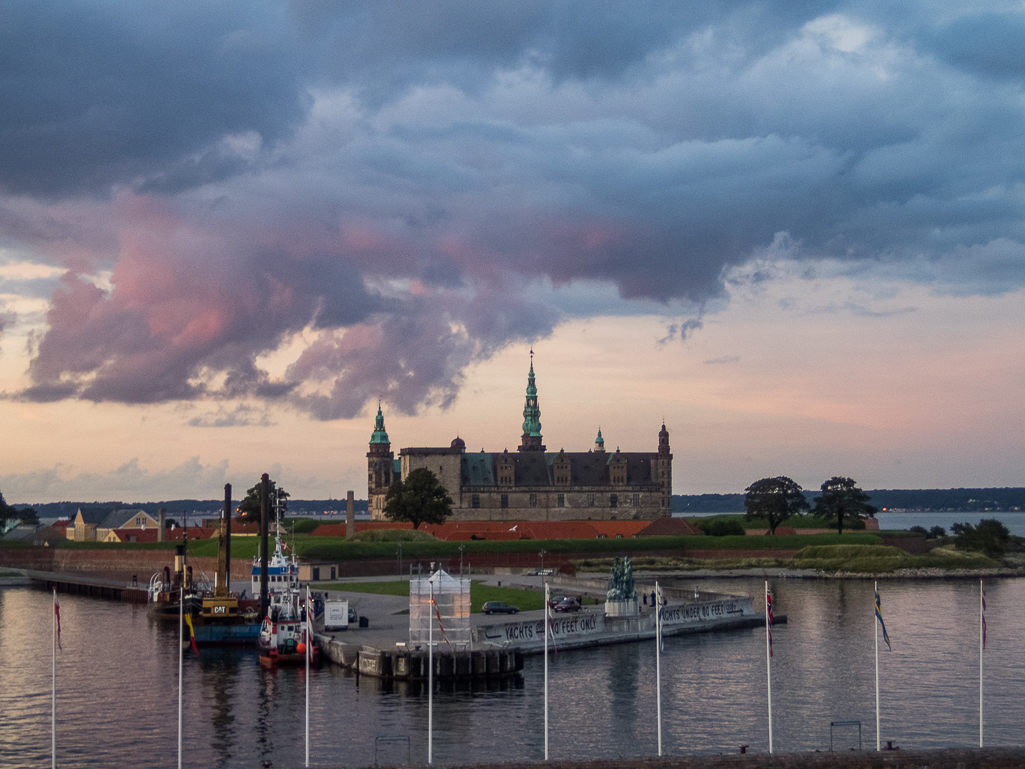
260;474;270;620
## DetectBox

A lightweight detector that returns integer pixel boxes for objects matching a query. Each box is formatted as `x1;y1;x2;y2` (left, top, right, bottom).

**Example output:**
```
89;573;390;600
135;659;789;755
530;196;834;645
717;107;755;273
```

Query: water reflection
2;577;1024;767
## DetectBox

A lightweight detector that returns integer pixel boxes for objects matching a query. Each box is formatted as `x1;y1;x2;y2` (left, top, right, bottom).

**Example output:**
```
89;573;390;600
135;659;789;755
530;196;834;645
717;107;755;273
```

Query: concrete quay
312;573;773;680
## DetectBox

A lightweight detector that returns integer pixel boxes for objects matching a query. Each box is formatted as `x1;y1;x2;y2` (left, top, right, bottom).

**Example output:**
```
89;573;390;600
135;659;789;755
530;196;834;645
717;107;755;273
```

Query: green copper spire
370;404;390;444
519;350;543;451
595;428;605;451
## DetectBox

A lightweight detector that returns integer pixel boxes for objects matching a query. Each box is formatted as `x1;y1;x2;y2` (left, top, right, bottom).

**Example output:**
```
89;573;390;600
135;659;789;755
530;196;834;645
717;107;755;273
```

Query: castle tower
657;423;672;516
367;404;395;519
594;428;605;453
518;352;546;452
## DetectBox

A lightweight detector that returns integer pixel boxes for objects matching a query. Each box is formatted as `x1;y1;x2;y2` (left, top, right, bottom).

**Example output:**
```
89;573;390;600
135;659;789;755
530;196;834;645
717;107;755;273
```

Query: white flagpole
428;579;434;765
656;580;663;757
874;580;880;752
765;580;773;754
306;585;311;768
52;588;57;769
178;583;184;769
979;579;984;748
544;580;550;761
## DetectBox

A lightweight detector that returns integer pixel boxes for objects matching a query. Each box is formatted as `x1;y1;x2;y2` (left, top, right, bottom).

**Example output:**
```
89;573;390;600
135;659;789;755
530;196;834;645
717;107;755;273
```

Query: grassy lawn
687;513;861;531
0;570;24;577
188;531;883;561
318;579;598;613
789;544;998;573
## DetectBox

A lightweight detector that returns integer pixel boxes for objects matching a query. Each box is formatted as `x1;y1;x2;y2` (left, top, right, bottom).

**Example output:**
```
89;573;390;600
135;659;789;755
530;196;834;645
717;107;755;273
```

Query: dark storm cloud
0;0;306;197
4;1;1025;418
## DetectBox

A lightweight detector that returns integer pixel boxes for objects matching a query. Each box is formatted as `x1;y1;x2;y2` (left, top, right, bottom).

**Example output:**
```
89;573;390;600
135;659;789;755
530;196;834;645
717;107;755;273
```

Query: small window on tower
471;494;480;509
529;493;537;508
587;493;595;507
557;493;565;508
610;494;618;508
501;494;509;509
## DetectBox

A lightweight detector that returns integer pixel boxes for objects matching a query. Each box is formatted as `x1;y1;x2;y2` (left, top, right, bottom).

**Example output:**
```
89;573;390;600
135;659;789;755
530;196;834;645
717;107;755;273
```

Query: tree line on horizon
674;487;1025;514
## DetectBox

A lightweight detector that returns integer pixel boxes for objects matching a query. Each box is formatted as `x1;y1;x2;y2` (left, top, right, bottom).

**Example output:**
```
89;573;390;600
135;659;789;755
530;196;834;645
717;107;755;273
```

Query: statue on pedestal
606;556;637;603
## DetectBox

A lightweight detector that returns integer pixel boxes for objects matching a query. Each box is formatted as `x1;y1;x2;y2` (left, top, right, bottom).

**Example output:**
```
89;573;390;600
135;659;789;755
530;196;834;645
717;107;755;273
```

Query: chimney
346;491;355;539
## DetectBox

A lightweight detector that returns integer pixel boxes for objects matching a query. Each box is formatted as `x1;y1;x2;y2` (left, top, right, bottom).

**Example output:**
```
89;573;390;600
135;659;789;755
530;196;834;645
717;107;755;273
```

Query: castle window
557;493;565;508
529;493;537;508
633;493;640;507
471;494;480;509
501;494;509;509
587;493;595;507
610;494;618;508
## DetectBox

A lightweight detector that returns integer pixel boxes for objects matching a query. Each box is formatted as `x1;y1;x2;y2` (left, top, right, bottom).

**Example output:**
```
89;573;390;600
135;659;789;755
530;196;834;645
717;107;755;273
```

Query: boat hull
193;621;261;646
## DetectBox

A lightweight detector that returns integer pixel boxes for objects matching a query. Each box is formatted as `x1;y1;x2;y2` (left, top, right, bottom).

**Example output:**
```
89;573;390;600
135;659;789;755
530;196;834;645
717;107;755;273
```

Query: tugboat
255;537;321;667
253;499;322;667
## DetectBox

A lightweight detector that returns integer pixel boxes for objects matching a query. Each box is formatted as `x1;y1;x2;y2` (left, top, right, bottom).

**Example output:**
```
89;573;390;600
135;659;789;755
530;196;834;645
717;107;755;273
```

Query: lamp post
397;542;403;577
459;544;465;577
539;549;546;589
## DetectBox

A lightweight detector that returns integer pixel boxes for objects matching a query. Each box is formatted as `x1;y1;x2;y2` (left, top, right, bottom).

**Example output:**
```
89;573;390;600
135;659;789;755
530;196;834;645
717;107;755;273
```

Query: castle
367;358;672;522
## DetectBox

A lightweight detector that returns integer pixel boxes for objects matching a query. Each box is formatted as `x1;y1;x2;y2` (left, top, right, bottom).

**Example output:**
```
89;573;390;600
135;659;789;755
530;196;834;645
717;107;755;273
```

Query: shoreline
627;565;1025;581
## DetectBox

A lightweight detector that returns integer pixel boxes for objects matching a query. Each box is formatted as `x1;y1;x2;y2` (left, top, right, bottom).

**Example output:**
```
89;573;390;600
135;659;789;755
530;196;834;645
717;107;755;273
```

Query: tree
812;476;877;535
929;526;947;539
744;477;809;535
0;489;14;525
952;519;1011;558
16;507;38;525
237;479;290;523
384;468;453;530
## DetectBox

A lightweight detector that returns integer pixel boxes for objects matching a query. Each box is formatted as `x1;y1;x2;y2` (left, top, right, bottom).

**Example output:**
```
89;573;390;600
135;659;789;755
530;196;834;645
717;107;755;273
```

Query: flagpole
656;580;662;757
306;585;311;768
544;580;549;761
874;580;880;752
178;582;184;769
765;580;773;754
52;588;57;769
979;579;984;748
428;579;434;765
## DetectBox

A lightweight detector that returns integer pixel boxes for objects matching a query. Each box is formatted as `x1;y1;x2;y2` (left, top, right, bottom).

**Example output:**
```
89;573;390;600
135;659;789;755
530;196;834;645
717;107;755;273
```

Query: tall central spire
519;349;545;452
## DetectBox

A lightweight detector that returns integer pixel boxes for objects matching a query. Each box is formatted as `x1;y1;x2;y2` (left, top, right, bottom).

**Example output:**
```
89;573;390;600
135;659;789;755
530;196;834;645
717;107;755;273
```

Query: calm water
684;509;1025;536
1;577;1022;768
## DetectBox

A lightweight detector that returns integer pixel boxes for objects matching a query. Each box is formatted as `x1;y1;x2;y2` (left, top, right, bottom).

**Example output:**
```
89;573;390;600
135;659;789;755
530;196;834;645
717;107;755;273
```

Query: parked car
482;601;520;615
553;597;582;613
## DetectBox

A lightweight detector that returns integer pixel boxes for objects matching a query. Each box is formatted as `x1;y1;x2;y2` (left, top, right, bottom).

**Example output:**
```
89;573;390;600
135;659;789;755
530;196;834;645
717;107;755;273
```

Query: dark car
482;601;520;615
553;597;582;613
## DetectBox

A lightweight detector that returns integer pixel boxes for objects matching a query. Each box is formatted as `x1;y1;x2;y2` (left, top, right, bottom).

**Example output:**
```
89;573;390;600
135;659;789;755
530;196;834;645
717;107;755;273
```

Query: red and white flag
55;596;62;651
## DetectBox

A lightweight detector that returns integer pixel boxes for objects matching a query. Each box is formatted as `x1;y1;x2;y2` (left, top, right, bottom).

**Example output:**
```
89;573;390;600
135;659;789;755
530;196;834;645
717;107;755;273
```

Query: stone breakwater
323;747;1025;769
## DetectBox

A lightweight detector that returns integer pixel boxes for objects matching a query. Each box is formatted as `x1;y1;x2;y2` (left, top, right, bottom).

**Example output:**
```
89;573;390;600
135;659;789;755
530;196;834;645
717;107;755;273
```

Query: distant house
32;526;69;547
67;508;160;542
2;524;39;542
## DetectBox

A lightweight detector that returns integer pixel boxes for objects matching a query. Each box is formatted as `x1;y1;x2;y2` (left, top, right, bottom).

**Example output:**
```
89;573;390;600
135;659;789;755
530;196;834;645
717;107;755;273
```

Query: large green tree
384;468;453;530
813;476;877;535
237;479;290;523
744;476;809;535
951;519;1011;558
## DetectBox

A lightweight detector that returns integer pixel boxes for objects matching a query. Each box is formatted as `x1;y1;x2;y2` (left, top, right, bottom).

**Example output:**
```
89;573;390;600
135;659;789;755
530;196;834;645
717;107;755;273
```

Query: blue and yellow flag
874;589;892;651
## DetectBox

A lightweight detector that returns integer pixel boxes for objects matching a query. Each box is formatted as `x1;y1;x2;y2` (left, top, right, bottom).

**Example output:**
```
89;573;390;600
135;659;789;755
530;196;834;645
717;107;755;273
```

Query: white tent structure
410;569;471;650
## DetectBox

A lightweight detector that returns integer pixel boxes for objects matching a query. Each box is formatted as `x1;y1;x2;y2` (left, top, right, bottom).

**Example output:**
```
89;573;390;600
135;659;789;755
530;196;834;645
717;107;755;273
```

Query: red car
552;597;582;613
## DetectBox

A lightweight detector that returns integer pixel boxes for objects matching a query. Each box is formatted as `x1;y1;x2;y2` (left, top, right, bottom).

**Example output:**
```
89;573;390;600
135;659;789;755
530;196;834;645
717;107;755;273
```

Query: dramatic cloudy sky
2;0;1023;503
